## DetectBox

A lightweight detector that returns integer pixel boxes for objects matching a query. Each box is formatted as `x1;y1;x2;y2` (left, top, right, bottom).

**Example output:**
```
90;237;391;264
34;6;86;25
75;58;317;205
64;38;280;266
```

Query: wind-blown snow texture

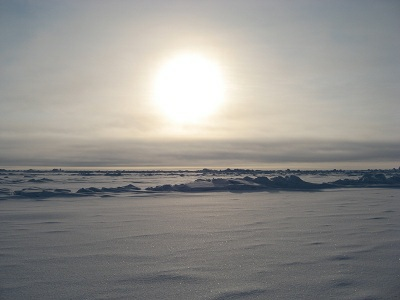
1;169;399;299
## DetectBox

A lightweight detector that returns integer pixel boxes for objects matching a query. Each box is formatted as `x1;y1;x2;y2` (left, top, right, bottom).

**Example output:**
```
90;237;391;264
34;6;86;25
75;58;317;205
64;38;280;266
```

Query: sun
153;53;225;124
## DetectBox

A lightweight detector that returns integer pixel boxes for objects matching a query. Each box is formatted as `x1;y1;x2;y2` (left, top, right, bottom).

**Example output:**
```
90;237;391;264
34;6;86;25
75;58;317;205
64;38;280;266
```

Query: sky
1;0;399;169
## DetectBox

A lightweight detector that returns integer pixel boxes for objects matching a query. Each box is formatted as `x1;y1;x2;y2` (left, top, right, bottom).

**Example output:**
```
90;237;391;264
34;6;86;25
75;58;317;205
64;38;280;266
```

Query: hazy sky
1;0;399;169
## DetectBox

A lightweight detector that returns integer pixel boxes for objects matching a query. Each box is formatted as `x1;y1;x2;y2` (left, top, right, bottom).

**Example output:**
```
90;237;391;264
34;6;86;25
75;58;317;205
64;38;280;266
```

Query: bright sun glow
153;53;225;124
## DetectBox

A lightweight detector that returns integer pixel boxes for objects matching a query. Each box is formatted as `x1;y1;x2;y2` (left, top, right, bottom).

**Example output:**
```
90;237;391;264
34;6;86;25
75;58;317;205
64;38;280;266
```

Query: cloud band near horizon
1;137;398;169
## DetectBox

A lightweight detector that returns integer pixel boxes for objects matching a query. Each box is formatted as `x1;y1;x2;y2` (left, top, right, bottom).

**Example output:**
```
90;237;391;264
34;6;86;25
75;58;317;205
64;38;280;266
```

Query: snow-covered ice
0;169;399;299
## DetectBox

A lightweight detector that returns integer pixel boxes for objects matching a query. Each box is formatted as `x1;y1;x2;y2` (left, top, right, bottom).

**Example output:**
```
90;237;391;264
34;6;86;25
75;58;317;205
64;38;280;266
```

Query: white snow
0;170;399;299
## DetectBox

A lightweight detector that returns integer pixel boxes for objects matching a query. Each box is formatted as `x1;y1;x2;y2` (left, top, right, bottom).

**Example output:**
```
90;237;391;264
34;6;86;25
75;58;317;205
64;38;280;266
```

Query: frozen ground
0;169;399;299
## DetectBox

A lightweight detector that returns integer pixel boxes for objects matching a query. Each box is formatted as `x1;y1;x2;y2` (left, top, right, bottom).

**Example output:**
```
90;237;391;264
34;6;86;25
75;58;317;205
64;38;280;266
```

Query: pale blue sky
1;0;399;169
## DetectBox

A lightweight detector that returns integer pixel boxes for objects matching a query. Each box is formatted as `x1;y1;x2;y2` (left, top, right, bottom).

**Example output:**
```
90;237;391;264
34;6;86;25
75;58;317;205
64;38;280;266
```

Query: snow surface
0;169;399;299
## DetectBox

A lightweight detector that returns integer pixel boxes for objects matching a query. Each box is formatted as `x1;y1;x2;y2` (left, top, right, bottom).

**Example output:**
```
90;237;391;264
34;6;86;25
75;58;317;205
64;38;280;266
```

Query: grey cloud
1;1;399;169
1;137;398;169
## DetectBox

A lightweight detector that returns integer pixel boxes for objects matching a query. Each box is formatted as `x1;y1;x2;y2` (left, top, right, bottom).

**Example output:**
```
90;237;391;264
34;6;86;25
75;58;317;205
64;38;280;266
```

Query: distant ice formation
77;184;141;194
13;188;73;198
145;175;333;192
1;169;399;199
332;173;400;186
